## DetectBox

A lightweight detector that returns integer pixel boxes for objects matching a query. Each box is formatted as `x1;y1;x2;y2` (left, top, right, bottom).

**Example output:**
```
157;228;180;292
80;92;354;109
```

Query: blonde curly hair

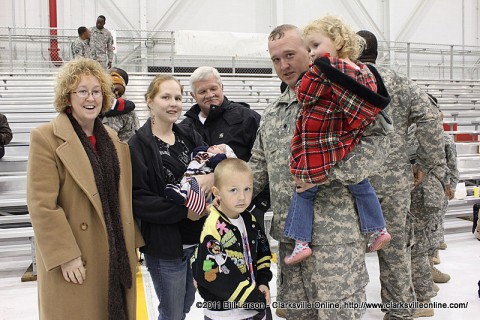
303;14;365;61
53;58;114;113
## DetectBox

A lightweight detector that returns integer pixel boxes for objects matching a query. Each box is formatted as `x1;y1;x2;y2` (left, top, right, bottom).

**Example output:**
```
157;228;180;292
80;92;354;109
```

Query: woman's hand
61;256;86;284
193;174;214;199
258;284;271;305
187;207;208;221
293;176;316;193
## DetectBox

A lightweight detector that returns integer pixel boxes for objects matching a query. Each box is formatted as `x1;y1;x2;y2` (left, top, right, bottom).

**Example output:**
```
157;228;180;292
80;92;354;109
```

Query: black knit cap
357;30;378;63
109;67;129;86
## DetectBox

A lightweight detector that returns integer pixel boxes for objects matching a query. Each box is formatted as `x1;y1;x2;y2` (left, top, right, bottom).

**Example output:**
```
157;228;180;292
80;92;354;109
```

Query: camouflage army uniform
102;112;140;142
407;119;447;303
89;26;113;69
366;66;446;319
249;88;391;319
430;133;458;252
71;38;90;59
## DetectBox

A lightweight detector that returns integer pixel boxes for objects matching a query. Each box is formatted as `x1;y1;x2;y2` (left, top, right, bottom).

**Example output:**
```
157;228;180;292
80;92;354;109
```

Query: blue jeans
145;246;197;320
347;178;385;233
284;179;385;242
284;186;318;242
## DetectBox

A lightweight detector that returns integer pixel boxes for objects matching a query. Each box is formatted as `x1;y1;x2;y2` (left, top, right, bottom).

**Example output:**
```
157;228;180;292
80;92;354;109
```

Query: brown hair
144;74;183;111
214;158;252;188
268;24;301;41
53;58;114;113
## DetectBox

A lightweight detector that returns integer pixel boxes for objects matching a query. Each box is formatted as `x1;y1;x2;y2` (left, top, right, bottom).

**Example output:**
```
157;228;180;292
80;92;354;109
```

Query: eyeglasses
71;89;103;98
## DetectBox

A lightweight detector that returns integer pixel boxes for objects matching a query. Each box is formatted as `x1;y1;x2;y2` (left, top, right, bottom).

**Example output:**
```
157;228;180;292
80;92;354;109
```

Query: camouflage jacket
101;98;140;142
89;26;113;63
368;66;446;198
102;112;140;142
71;38;90;59
249;88;390;244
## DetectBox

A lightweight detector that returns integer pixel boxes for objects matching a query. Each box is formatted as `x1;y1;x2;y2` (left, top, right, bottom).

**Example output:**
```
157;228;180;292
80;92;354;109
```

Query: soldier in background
357;30;447;320
407;119;446;318
249;24;392;319
90;15;113;69
71;26;90;59
426;94;457;284
101;68;140;142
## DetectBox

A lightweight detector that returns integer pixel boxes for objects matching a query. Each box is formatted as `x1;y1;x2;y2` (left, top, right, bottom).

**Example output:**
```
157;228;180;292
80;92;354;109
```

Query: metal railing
1;26;479;80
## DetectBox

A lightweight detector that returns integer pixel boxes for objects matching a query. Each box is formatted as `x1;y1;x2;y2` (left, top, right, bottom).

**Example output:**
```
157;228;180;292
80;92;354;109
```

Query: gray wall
1;0;479;46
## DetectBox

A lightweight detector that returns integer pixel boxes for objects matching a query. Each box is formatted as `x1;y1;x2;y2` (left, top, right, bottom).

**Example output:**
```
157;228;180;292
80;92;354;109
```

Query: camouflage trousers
277;241;368;320
428;197;448;256
93;54;109;69
411;224;437;302
375;190;416;320
410;205;441;302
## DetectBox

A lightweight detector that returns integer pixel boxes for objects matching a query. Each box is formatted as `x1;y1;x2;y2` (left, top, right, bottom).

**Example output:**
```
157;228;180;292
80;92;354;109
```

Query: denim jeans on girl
145;246;197;320
284;178;385;242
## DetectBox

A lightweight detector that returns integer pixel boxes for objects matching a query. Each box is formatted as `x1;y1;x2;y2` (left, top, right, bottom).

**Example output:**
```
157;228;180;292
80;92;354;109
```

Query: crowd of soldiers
71;15;114;69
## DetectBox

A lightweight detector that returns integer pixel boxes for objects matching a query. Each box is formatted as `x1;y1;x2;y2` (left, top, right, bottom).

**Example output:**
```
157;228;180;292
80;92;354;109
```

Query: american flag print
185;177;206;215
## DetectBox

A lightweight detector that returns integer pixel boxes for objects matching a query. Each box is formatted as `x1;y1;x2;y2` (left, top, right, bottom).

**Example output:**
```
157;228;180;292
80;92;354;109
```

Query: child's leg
347;178;391;251
283;186;317;265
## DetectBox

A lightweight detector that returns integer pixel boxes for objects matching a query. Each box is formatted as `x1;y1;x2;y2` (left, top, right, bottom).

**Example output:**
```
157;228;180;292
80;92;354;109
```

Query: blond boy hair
213;158;253;188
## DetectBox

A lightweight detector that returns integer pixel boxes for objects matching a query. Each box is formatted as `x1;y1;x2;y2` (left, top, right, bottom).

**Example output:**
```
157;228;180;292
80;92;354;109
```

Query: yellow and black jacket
192;206;272;311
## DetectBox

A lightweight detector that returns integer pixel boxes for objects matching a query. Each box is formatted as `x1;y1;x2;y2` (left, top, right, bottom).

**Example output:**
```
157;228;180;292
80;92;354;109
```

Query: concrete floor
1;218;479;320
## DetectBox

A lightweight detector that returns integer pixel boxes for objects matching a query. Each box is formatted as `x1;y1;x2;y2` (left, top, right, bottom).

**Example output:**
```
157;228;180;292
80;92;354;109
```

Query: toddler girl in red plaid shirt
284;15;392;265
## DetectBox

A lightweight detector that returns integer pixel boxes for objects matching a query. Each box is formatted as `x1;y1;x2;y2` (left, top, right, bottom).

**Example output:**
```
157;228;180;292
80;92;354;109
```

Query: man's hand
61;256;86;284
412;165;426;187
293;176;316;193
445;185;455;200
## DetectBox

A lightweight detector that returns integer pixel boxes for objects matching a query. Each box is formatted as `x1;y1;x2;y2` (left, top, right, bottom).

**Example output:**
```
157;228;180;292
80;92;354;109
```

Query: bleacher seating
1;74;480;271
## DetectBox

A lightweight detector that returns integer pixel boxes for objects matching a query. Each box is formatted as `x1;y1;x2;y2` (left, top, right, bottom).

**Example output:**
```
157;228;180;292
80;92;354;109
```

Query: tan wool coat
27;113;144;320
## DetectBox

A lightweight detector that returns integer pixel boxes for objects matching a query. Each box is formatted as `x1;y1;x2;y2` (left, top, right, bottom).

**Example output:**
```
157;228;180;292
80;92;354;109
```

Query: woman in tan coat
27;58;143;320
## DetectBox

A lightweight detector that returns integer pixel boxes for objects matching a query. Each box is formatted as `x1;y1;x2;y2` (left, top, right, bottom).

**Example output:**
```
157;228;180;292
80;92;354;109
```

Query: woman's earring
151;115;155;125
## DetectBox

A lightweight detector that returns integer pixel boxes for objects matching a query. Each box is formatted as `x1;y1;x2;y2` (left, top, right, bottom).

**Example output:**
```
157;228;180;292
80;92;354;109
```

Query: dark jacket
181;97;260;162
129;119;206;259
182;97;270;213
0;113;13;146
192;206;272;311
0;113;13;158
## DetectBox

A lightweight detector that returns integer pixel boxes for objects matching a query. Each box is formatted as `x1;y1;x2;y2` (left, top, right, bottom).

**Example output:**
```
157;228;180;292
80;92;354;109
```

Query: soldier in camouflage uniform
427;100;458;285
249;24;392;320
437;130;459;242
407;122;446;314
101;69;140;142
71;26;90;59
90;15;113;69
357;30;447;319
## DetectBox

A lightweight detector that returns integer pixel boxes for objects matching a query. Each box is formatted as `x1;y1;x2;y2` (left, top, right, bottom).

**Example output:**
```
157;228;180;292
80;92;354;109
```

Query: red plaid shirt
290;57;382;184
